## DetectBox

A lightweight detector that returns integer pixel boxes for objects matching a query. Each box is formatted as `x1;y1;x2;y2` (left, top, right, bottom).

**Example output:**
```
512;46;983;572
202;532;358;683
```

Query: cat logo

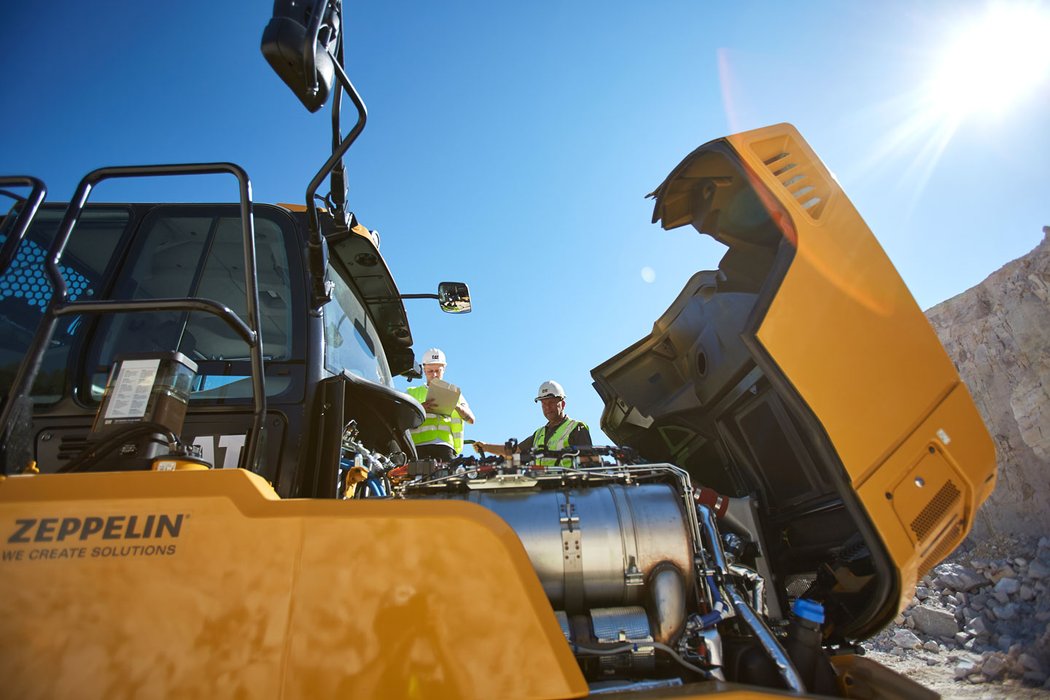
192;435;247;469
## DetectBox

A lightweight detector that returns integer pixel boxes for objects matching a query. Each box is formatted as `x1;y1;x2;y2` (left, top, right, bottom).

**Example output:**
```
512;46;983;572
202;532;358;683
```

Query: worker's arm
455;398;475;424
475;434;532;459
473;441;511;456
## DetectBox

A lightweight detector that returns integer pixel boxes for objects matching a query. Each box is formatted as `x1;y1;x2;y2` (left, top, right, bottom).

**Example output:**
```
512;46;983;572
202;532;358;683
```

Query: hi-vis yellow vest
406;384;464;454
532;419;586;467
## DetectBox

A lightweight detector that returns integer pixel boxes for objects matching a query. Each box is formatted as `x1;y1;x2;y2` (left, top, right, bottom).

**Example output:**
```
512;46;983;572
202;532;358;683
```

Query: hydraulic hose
696;504;804;694
571;640;713;678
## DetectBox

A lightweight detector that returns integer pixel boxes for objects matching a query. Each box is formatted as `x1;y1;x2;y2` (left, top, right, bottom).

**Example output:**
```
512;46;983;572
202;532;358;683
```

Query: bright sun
929;2;1050;120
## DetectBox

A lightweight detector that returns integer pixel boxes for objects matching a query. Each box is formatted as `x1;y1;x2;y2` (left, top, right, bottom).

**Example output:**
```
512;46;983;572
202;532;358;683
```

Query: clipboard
425;378;461;416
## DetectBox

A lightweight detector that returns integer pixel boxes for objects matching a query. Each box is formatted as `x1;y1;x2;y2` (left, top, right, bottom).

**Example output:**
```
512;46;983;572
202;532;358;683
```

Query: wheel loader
0;1;995;698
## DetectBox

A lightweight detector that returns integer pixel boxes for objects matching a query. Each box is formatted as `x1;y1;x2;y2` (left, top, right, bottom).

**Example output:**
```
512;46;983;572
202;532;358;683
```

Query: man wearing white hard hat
406;347;475;460
474;380;591;466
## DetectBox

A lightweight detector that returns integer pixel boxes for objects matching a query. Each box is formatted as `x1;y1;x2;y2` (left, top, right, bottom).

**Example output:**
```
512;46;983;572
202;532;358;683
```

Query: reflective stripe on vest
532;419;586;467
407;384;464;453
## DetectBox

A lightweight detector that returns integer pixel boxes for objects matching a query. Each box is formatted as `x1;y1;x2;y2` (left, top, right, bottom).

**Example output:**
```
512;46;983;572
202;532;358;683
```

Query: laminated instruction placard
104;359;161;420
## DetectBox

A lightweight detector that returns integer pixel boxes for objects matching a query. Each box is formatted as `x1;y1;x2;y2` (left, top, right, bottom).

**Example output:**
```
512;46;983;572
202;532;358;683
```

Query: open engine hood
591;124;996;640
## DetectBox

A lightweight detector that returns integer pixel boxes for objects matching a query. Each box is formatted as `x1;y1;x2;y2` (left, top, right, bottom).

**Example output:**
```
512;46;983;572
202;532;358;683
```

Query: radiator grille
918;521;965;579
910;480;961;542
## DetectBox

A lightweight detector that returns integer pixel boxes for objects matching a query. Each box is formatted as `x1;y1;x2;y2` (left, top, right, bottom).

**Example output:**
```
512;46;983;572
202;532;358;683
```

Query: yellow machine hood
591;124;996;639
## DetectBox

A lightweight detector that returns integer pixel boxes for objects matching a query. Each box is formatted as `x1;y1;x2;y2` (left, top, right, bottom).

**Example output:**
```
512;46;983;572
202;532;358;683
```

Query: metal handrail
0;176;47;275
0;163;267;475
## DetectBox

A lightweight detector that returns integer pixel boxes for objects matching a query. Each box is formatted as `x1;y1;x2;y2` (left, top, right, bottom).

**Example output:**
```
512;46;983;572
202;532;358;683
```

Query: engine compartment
381;448;844;695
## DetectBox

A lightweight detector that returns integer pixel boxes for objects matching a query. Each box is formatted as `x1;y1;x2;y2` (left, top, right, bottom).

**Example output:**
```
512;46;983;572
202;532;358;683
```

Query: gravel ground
860;534;1050;698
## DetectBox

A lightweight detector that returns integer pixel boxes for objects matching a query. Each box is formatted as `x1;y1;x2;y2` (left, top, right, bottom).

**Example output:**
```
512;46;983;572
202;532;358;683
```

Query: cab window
323;266;392;387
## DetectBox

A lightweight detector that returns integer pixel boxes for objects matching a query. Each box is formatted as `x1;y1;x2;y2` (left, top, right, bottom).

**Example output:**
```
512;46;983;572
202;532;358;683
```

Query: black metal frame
0;176;47;275
0;164;268;474
303;0;368;311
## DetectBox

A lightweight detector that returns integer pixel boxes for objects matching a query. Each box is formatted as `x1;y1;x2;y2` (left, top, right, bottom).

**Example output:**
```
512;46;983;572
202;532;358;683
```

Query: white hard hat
420;347;446;366
535;380;565;402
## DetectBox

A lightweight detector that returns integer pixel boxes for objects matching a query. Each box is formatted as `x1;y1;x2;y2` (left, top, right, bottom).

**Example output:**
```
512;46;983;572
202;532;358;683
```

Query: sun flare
929;2;1050;120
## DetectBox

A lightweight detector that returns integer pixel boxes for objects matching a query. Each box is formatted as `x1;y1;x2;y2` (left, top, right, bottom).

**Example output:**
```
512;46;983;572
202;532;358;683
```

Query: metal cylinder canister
435;483;694;612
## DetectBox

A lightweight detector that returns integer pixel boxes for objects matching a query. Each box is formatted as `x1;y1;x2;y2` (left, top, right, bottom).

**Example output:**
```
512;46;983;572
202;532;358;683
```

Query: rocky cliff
925;227;1050;540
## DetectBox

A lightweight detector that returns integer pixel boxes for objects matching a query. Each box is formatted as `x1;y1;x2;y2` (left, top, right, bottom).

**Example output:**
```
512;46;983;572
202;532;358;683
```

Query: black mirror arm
397;293;440;301
302;0;335;103
304;27;367;310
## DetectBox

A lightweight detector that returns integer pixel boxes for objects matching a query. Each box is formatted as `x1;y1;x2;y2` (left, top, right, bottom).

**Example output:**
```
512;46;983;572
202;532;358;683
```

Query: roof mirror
261;0;340;113
438;282;472;314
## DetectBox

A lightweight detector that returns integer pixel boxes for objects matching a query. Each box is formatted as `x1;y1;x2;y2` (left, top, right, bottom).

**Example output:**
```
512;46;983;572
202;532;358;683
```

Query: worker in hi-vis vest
473;380;592;467
406;348;475;460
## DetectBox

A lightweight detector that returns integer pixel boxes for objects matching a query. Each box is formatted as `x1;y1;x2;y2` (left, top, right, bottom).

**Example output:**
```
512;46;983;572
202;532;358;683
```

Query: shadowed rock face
925;227;1050;540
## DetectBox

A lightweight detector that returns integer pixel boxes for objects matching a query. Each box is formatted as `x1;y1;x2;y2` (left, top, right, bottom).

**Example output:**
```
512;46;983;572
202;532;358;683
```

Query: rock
910;604;960;638
915;586;930;601
892;629;922;649
998;634;1014;651
992;603;1018;621
1020;652;1045;673
923;640;941;652
982;653;1007;680
1025;669;1049;684
990;565;1017;583
1030;559;1050;579
893;613;905;625
926;232;1050;541
994;577;1021;597
966;617;989;637
1021;584;1036;601
1015;557;1028;567
934;563;985;592
954;659;978;680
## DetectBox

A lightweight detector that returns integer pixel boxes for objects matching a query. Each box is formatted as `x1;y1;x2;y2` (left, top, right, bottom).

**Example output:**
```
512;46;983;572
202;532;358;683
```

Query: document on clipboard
425;379;461;416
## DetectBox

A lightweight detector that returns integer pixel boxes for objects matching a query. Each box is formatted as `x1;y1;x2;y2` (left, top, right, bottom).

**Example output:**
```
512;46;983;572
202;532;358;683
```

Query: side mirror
438;282;472;314
260;0;340;113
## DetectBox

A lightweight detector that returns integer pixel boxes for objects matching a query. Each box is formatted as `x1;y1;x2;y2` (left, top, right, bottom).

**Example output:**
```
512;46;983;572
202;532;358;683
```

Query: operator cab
0;197;428;497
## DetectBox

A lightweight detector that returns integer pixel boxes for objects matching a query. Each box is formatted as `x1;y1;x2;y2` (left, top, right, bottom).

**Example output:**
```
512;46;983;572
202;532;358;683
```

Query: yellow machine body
0;470;585;699
727;125;996;607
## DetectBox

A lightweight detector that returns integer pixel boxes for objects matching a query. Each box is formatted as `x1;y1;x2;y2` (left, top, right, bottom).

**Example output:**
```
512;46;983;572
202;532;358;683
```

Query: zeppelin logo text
2;513;187;562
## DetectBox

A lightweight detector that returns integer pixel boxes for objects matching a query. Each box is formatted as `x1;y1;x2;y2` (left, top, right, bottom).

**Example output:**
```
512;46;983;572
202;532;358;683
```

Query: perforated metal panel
910;480;961;542
0;237;90;309
918;522;965;579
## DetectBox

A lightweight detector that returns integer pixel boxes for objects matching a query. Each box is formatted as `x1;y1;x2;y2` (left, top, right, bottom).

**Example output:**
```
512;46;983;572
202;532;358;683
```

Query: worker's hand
473;442;486;454
422;399;437;412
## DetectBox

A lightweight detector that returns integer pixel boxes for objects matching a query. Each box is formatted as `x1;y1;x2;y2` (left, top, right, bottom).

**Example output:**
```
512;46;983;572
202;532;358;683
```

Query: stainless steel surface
592;606;655;674
438;483;694;611
650;565;687;644
591;606;652;644
554;610;572;642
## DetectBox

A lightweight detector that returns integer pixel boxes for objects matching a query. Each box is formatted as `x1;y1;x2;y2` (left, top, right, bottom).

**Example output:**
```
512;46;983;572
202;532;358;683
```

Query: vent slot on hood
752;136;831;221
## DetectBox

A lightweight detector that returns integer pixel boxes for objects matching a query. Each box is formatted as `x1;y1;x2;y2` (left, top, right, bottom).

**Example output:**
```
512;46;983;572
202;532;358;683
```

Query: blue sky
2;1;1048;448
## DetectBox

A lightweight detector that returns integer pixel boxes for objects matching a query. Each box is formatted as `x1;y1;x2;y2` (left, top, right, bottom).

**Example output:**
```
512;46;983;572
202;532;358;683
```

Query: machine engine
393;452;834;694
